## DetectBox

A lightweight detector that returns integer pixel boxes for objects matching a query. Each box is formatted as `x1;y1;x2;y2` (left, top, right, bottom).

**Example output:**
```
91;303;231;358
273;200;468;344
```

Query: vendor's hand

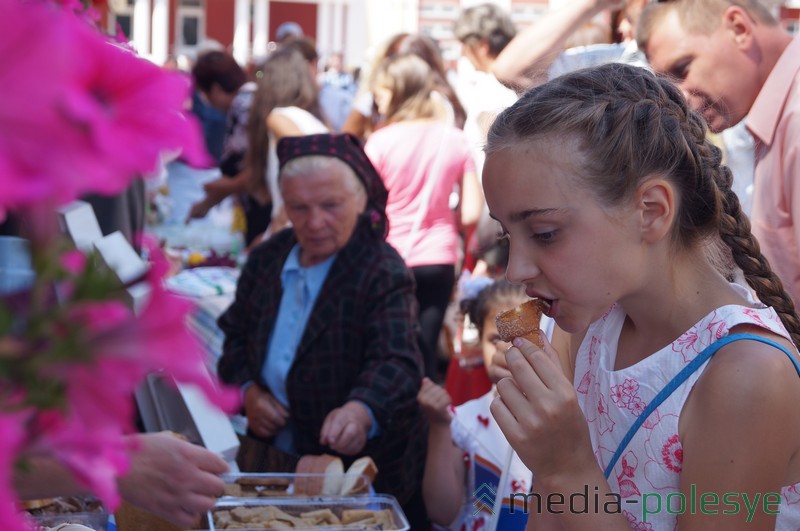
490;336;595;484
185;197;214;223
320;401;371;456
417;377;452;426
203;179;230;197
244;385;290;438
118;432;228;528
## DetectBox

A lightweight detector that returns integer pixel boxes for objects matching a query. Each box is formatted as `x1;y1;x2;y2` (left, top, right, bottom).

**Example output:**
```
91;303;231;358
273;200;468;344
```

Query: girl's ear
637;178;675;244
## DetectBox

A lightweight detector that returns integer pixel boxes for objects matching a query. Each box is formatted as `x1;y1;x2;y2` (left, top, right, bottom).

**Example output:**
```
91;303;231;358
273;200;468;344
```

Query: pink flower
610;385;630;407
783;483;800;505
628;396;646;417
52;0;88;14
29;405;132;509
33;243;238;508
619;452;638;479
585;381;615;435
660;434;683;473
61;28;210;174
52;242;239;413
621;379;639;396
0;0;209;213
672;315;726;363
0;412;35;531
643;414;682;492
623;510;654;531
576;371;591;394
60;250;88;275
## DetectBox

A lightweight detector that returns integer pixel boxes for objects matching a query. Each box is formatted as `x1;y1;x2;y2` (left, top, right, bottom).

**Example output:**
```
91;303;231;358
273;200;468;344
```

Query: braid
683;101;800;345
708;154;800;345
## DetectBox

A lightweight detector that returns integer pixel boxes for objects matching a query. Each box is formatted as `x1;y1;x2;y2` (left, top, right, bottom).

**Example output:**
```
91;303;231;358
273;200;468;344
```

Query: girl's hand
490;336;595;484
417;377;453;426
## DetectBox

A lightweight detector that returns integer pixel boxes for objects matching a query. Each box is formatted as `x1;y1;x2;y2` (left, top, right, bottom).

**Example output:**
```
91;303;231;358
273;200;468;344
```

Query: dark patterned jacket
217;218;427;504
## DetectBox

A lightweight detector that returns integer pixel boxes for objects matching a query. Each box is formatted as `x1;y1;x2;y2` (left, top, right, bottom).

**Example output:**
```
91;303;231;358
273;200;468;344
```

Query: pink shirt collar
747;37;800;147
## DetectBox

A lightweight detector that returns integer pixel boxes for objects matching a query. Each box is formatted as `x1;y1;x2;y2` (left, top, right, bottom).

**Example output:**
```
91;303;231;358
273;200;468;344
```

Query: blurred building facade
100;0;800;70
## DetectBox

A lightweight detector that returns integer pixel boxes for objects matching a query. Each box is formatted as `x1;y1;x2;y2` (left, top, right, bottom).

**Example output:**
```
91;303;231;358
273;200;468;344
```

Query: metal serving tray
207;494;409;531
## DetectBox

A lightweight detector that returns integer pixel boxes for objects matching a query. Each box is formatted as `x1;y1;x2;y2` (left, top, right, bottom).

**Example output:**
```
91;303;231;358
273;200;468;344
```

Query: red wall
204;1;317;54
269;2;317;42
206;0;236;51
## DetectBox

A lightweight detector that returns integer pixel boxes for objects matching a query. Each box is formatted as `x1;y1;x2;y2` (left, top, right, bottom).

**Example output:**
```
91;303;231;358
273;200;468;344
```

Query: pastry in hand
496;299;549;348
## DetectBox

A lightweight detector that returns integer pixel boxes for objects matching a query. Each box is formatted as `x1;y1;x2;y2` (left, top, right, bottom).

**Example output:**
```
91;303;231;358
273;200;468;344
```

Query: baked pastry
496;299;549;348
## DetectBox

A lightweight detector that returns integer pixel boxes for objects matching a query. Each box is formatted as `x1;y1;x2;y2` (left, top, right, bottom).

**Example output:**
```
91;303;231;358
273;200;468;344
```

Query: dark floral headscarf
277;133;389;239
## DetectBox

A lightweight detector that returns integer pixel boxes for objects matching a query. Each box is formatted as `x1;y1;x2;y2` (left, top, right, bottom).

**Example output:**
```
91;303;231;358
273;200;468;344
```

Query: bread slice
318;454;345;495
340;456;378;495
294;454;344;495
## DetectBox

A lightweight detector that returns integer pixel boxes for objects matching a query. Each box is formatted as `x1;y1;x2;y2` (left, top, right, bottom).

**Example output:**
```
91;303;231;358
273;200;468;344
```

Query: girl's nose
504;243;539;285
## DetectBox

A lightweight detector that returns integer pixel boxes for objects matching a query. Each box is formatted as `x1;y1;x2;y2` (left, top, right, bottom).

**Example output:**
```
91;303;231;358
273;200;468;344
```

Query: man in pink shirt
637;1;800;303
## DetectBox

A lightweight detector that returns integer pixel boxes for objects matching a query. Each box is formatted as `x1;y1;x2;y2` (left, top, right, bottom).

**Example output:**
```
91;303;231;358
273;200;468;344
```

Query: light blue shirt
263;244;336;406
260;244;378;453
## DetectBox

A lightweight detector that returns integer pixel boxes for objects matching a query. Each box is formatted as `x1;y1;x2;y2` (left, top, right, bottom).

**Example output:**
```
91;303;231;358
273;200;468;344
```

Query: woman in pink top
365;54;483;381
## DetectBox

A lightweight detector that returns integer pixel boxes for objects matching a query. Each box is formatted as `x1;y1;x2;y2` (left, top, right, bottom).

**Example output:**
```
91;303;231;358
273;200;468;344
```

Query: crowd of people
10;0;800;529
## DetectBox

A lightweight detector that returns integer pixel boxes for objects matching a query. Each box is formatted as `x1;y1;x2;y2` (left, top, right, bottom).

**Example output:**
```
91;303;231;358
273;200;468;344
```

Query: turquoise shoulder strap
604;333;800;479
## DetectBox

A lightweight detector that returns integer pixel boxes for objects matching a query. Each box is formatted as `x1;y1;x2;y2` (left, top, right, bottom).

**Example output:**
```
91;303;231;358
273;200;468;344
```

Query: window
108;0;135;39
176;0;205;55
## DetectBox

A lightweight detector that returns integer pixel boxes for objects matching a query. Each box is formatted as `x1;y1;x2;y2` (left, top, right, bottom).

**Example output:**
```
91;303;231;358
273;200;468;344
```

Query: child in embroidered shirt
418;279;544;531
484;62;800;531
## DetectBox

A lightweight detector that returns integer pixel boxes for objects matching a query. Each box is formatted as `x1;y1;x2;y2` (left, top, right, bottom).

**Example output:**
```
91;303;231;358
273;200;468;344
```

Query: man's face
281;160;367;267
645;9;756;132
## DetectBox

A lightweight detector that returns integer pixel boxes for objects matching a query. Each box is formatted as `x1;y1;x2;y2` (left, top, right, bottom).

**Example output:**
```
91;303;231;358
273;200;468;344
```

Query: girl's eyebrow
502;207;567;223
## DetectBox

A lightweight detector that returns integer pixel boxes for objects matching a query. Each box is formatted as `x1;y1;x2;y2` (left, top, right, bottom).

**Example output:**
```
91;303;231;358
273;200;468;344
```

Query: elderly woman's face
281;160;367;267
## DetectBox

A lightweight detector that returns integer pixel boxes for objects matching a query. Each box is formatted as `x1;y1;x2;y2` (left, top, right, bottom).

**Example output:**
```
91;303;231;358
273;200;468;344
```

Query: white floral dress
575;292;800;531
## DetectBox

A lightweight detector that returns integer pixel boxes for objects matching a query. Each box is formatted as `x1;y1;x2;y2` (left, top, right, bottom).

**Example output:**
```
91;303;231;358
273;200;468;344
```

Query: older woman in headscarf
217;133;428;528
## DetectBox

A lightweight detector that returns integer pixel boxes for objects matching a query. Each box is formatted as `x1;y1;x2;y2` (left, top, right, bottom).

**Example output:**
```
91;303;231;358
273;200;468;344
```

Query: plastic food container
207;494;409;531
219;473;373;498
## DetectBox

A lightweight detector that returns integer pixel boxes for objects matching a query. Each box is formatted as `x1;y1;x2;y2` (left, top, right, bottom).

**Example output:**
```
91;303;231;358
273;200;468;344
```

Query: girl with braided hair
484;62;800;530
